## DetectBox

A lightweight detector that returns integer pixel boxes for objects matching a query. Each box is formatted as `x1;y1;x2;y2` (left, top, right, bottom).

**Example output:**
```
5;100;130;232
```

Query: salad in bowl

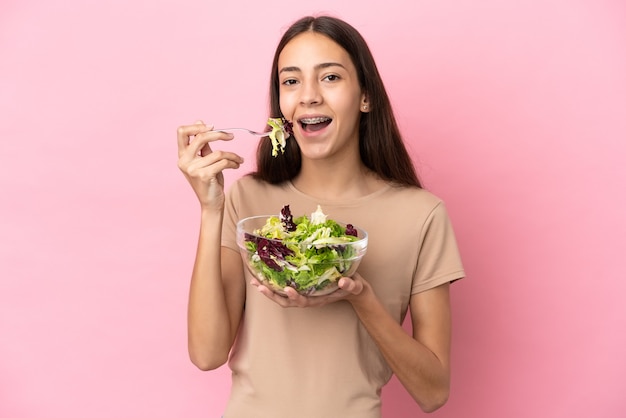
237;205;368;296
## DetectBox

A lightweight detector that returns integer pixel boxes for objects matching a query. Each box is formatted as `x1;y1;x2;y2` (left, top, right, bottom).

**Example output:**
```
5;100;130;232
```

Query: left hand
250;273;368;308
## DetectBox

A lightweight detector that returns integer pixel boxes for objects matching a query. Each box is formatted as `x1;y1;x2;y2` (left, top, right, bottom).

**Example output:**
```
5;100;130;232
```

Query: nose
299;80;322;106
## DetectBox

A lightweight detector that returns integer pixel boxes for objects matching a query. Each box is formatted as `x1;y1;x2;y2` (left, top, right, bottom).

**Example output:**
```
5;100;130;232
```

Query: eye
281;78;298;86
322;74;341;82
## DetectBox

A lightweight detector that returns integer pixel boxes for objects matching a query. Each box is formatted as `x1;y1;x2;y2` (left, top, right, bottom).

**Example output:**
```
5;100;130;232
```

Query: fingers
186;149;244;170
176;121;234;159
250;277;354;308
190;130;234;157
177;120;243;179
250;279;294;307
338;275;365;295
179;149;244;181
176;120;244;209
283;287;309;305
176;121;210;156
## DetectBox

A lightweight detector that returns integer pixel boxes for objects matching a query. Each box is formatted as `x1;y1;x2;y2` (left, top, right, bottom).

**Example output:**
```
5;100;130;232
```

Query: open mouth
299;117;332;133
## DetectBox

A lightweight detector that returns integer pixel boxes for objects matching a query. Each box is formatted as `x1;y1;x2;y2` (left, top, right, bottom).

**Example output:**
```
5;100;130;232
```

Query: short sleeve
411;202;465;294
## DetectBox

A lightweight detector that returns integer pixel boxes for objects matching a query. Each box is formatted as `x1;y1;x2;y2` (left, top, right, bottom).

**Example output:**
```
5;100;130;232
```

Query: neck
292;157;382;201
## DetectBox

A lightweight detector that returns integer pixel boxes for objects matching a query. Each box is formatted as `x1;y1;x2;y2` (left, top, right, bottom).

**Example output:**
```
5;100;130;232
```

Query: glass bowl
236;215;368;296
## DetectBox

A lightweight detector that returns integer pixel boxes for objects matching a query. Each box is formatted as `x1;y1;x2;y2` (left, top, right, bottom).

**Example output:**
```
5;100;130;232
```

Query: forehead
278;32;354;69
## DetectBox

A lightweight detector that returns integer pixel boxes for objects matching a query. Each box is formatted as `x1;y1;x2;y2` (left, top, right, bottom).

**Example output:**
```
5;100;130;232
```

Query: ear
360;94;370;113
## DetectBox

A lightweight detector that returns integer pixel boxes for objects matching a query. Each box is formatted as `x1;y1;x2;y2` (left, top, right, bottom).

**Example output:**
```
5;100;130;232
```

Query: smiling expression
277;32;369;160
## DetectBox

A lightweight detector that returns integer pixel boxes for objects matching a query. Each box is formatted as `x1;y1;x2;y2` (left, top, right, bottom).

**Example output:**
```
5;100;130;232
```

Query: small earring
362;105;368;111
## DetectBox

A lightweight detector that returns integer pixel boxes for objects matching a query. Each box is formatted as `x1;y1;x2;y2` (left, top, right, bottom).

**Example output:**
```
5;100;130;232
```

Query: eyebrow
279;62;347;74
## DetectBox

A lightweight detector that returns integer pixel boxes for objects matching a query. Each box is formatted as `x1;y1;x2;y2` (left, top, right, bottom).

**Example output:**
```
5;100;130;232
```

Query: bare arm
187;213;246;370
177;121;246;370
347;278;451;412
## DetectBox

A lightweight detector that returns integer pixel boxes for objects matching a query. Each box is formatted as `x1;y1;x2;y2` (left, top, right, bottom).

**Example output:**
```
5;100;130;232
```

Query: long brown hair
251;15;421;188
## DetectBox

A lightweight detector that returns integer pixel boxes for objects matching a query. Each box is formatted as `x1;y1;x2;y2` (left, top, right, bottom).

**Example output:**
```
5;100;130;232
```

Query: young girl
177;15;465;418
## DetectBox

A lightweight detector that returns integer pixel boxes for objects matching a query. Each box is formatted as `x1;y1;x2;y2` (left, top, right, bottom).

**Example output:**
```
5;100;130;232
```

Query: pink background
1;0;625;417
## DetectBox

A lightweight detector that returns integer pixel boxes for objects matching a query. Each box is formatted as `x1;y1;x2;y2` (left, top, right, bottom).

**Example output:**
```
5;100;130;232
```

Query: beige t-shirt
221;175;465;418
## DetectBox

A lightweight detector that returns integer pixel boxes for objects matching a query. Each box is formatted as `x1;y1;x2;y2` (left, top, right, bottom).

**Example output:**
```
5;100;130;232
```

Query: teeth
300;117;330;124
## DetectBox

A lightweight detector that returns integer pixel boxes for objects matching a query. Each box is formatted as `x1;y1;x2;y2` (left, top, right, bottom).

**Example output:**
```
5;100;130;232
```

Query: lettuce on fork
267;118;293;157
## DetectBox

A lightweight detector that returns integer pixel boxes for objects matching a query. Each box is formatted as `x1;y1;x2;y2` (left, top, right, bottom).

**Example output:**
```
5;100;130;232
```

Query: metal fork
214;128;269;137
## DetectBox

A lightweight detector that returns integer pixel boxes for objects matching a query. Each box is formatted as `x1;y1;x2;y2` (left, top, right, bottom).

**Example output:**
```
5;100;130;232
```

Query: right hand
177;121;244;211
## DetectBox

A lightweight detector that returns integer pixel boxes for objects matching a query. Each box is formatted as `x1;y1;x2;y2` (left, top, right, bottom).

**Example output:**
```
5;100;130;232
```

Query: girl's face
277;32;368;161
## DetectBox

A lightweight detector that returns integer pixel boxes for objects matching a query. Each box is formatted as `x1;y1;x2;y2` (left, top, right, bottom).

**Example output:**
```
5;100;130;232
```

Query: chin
295;141;330;159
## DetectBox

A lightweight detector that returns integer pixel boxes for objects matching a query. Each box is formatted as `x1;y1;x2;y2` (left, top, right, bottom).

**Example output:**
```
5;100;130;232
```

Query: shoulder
225;175;295;219
229;174;265;190
227;175;282;197
384;184;445;212
374;184;459;237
